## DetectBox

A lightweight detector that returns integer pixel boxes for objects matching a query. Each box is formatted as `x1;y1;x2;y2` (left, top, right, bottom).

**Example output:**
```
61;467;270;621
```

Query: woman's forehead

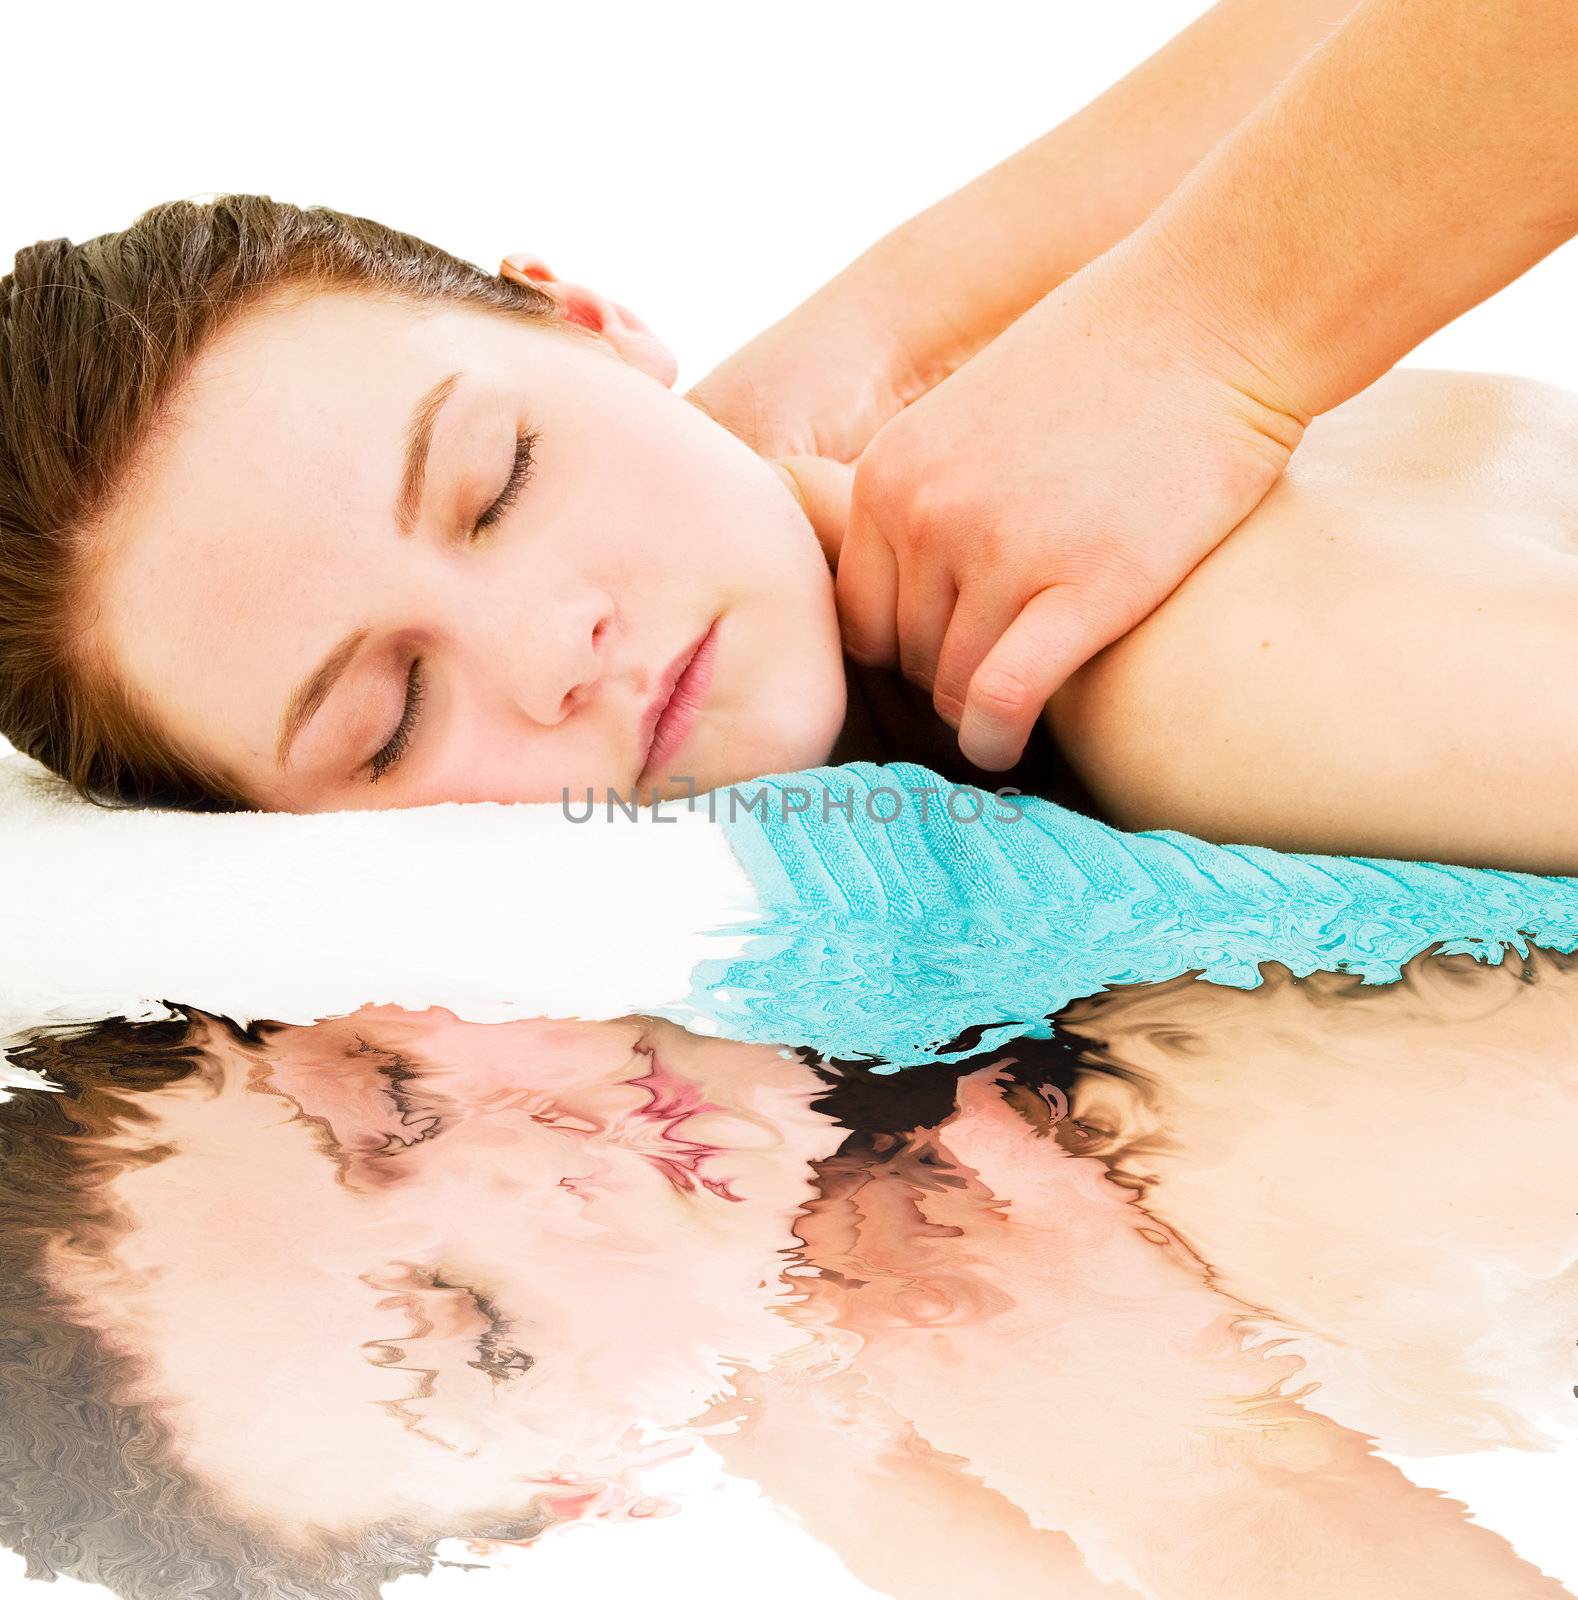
117;289;559;522
161;293;494;477
196;286;521;390
94;292;577;625
85;296;505;771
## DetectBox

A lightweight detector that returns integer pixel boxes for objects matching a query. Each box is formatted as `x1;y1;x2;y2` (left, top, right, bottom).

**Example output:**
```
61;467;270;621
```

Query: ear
499;253;678;388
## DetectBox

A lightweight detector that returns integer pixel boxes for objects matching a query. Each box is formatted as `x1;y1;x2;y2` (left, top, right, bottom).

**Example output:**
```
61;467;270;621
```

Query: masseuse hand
831;246;1305;771
662;0;1578;777
515;212;1308;784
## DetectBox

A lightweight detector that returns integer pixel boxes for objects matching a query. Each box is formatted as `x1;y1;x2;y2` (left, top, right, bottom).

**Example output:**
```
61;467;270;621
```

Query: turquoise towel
675;761;1578;1068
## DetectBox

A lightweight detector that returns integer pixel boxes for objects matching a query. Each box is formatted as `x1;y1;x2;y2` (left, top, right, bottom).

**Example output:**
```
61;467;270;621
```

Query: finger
930;581;1035;732
938;1069;1042;1201
681;377;766;455
771;456;855;570
834;494;901;668
947;1065;1021;1135
955;585;1136;770
894;561;959;694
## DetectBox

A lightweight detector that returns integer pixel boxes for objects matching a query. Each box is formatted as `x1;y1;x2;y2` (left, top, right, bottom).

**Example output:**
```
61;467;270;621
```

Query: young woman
2;987;1571;1600
3;195;1578;873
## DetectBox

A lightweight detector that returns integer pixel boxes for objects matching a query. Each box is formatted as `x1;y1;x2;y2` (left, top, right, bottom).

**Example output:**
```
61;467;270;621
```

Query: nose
472;582;616;727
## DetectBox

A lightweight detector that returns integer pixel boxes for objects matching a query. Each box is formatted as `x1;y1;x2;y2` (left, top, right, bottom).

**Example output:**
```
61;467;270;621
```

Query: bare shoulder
1044;368;1578;870
1317;367;1578;438
1298;369;1578;534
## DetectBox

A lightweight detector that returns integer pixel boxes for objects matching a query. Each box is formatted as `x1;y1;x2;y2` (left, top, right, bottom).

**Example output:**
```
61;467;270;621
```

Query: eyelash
369;658;425;783
473;426;540;536
373;1053;446;1150
391;1267;535;1386
365;428;539;783
351;1039;533;1385
468;1292;534;1381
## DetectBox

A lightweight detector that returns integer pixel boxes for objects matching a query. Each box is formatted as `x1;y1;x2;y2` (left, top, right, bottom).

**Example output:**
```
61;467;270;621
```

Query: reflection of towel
686;761;1578;1067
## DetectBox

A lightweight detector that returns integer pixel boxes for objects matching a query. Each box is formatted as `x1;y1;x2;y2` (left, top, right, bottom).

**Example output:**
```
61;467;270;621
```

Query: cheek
411;1018;642;1097
427;1116;809;1324
575;409;799;586
451;1185;813;1450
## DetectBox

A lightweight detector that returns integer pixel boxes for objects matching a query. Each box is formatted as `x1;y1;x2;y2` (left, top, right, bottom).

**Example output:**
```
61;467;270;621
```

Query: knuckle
851;438;913;514
968;519;1010;569
854;448;956;549
971;661;1037;716
899;651;937;692
932;683;965;724
1066;538;1151;597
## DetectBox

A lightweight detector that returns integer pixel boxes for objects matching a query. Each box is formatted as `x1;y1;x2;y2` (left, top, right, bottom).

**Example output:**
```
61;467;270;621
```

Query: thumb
770;455;855;571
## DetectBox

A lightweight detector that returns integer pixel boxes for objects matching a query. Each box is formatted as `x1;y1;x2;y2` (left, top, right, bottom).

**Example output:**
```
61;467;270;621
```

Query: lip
632;1047;742;1200
632;1047;715;1124
636;619;717;786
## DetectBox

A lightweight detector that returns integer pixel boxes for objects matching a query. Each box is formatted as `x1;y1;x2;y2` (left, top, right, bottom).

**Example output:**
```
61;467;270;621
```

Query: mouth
631;1045;743;1202
636;619;718;787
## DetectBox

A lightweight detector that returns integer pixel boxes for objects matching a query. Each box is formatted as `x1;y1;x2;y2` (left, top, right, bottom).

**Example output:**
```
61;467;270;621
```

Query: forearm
847;1288;1564;1598
794;0;1360;393
1111;1415;1573;1600
1134;0;1578;418
709;1366;1137;1600
854;1293;1568;1599
840;1097;1569;1599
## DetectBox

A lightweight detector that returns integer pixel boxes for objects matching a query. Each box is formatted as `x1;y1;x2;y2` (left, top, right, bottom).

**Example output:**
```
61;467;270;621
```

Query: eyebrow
275;627;371;769
274;370;463;769
395;371;463;538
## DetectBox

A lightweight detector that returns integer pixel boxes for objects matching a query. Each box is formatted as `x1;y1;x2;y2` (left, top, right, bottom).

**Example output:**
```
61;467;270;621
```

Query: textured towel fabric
679;761;1578;1067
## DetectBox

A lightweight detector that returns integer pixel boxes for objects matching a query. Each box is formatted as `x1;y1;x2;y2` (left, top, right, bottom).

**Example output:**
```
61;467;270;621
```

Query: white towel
0;752;760;1083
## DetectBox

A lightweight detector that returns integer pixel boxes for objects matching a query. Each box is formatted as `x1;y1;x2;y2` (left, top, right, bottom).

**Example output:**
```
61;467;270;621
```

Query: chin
752;697;847;781
661;670;843;796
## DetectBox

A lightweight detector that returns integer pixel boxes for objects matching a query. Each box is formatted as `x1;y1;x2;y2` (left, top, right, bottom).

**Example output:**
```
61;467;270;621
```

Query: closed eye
474;427;540;535
362;1267;534;1398
368;658;425;783
351;1037;446;1151
467;1285;535;1381
363;427;539;783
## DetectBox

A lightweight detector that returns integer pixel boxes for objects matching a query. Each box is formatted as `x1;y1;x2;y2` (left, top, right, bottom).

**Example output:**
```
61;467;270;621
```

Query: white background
4;2;1578;1595
7;0;1578;399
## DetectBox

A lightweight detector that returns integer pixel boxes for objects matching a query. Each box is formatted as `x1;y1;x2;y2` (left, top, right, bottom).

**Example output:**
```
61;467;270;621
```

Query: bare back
1047;369;1578;871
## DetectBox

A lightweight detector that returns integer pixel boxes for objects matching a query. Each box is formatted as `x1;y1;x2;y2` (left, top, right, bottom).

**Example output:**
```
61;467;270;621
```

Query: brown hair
0;195;570;811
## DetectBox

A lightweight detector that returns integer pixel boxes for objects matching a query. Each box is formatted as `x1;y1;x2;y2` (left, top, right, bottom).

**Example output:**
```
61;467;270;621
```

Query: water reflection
2;951;1576;1599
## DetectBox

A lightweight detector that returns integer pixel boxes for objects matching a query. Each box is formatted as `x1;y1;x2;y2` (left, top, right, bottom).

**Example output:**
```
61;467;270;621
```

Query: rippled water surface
3;943;1577;1598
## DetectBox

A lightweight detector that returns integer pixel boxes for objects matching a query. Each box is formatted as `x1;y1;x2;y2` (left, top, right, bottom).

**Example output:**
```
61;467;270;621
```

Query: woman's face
89;288;847;810
52;1009;846;1536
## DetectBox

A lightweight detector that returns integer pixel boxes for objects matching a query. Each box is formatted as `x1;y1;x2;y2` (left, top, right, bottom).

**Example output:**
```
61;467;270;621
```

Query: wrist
1063;230;1314;465
824;227;995;404
1142;211;1322;422
686;283;916;463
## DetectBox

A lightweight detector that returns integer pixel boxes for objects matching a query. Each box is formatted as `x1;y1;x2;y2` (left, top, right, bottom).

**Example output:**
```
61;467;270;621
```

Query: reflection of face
91;290;847;810
55;1010;846;1538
